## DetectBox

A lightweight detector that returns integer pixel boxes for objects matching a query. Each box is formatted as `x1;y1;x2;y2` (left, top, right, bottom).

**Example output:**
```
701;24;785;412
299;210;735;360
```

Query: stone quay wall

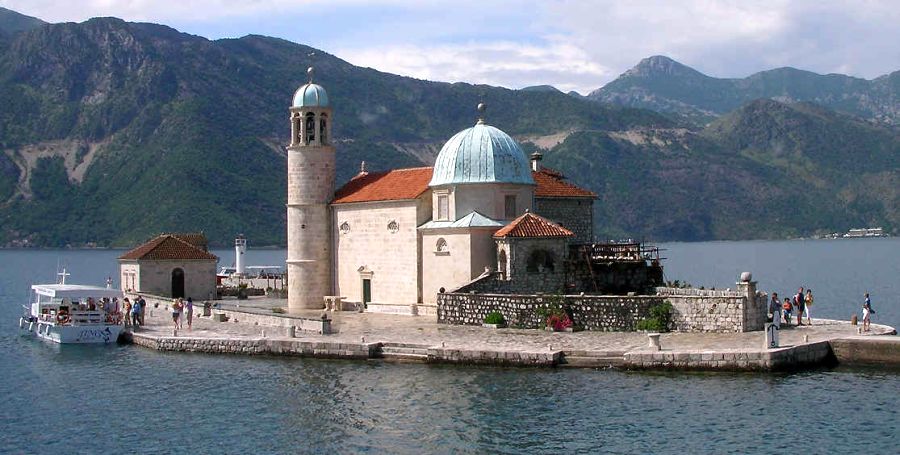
438;282;767;333
624;341;834;371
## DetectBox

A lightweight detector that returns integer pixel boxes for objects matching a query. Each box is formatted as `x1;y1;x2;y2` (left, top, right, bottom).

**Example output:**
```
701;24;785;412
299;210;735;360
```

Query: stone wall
438;283;765;333
438;292;660;331
534;197;593;243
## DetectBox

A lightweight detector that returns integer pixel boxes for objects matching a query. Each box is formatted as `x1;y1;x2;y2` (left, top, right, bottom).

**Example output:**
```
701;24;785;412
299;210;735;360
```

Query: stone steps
380;345;430;362
560;351;626;368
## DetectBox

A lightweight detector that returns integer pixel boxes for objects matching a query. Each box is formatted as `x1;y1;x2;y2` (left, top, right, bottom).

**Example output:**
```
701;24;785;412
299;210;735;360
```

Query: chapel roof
418;211;505;230
119;234;219;261
429;121;534;187
493;212;574;239
332;167;594;204
332;167;434;204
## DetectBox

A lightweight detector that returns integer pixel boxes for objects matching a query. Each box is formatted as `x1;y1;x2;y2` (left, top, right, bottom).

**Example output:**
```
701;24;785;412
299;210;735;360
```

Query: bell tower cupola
290;67;332;147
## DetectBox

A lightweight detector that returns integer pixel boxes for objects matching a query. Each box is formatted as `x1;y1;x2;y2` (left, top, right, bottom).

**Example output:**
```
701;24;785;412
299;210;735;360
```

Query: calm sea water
1;240;898;454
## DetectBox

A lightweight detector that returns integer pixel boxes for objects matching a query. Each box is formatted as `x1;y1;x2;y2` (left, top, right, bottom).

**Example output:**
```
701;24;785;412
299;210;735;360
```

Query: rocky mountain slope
589;55;899;125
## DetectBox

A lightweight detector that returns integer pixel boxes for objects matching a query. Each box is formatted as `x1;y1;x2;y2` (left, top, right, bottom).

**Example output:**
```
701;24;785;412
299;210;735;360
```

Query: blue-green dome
292;83;329;108
429;122;534;186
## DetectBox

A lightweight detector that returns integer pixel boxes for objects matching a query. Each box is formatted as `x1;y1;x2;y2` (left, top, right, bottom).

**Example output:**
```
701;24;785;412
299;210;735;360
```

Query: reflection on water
1;243;898;453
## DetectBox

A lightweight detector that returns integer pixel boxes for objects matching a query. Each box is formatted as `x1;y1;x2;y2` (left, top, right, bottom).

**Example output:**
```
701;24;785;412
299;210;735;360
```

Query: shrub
636;301;673;332
484;311;505;325
537;294;573;331
271;307;285;314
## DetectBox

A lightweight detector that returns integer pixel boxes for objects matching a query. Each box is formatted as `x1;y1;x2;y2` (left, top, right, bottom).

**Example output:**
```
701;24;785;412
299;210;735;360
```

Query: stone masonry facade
533;197;593;243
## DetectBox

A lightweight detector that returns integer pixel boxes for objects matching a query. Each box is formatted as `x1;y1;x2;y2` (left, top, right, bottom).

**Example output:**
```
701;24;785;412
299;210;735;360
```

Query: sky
3;0;899;95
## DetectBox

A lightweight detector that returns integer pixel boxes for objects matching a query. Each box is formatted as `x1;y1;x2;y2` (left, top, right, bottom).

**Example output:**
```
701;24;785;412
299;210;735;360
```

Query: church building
286;70;595;315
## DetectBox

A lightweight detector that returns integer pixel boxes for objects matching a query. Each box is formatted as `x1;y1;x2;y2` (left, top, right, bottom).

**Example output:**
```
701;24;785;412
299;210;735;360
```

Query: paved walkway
132;298;895;355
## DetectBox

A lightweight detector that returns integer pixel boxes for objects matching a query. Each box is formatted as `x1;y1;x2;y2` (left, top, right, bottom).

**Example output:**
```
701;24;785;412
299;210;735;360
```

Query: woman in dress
804;289;813;325
185;297;194;330
862;299;872;332
122;298;132;327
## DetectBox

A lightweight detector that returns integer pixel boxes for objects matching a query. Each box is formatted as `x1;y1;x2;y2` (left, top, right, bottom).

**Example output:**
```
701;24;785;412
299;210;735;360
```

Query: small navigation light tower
235;235;247;276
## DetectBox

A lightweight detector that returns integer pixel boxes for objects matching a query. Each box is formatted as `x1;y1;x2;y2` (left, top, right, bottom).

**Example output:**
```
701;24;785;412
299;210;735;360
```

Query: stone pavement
132;297;895;361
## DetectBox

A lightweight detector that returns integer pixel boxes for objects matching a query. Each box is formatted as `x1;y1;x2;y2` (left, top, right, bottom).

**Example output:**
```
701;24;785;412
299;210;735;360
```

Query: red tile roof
332;166;595;203
332;167;434;204
119;234;218;261
493;212;574;239
171;233;209;251
532;168;596;198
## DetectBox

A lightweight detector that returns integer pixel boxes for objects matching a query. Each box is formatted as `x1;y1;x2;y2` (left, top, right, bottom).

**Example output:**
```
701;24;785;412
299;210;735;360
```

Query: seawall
125;329;898;372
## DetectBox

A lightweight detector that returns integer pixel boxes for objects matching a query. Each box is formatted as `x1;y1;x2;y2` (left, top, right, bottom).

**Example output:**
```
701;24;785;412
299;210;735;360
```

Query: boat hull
21;319;123;344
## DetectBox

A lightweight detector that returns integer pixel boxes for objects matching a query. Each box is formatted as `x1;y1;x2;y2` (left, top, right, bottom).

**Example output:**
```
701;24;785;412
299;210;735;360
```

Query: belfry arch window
320;114;328;145
305;112;316;144
293;114;302;144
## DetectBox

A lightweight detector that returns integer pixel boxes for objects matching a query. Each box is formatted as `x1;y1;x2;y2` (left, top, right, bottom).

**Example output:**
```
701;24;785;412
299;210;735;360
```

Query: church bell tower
286;67;334;311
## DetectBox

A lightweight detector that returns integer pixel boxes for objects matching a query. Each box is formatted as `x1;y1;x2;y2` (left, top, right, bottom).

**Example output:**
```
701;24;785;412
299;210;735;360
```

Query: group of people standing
768;288;877;330
769;287;813;327
120;295;146;327
170;297;194;330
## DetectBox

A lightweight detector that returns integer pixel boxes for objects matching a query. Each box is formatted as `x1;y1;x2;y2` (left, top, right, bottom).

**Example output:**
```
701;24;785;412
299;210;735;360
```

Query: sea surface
1;239;897;454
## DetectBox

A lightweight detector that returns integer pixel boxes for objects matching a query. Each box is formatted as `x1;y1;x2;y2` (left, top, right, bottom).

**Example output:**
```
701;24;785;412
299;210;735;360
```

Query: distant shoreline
0;236;894;250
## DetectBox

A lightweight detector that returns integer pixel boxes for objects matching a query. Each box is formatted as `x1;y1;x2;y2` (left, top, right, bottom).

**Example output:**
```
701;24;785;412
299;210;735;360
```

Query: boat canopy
31;284;124;300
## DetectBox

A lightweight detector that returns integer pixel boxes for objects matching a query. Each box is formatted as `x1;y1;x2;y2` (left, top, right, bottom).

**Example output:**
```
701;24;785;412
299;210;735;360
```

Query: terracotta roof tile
119;234;218;261
493;212;574;239
332;166;595;203
171;232;208;250
332;167;433;204
532;168;596;198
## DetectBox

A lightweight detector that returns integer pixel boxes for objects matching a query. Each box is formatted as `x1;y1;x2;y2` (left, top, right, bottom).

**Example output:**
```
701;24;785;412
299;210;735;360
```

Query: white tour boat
19;273;125;344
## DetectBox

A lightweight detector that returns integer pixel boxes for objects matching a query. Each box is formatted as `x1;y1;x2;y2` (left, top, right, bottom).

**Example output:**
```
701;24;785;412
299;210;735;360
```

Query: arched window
305;113;316;143
320;114;328;145
498;249;508;278
436;238;448;253
526;249;555;273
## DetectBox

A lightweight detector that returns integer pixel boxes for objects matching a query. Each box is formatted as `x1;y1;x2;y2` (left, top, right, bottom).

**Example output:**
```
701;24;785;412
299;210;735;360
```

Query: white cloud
338;39;613;94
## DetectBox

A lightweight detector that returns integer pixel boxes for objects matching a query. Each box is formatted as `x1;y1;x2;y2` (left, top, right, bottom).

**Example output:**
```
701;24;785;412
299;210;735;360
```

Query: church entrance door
362;279;371;307
172;268;185;298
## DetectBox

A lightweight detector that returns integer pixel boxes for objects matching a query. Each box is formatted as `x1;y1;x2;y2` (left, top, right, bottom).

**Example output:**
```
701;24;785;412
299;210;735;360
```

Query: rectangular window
437;195;449;221
504;195;516;219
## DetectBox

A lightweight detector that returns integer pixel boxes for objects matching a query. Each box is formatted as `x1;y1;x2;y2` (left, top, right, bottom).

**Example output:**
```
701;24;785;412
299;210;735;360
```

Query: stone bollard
648;333;661;351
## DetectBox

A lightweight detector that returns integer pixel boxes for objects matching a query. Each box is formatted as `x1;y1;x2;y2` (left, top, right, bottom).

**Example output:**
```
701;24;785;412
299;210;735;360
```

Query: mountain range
0;7;896;247
588;55;899;125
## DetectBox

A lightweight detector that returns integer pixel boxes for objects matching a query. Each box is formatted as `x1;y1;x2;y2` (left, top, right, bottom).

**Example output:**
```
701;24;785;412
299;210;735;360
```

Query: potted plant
483;311;506;328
